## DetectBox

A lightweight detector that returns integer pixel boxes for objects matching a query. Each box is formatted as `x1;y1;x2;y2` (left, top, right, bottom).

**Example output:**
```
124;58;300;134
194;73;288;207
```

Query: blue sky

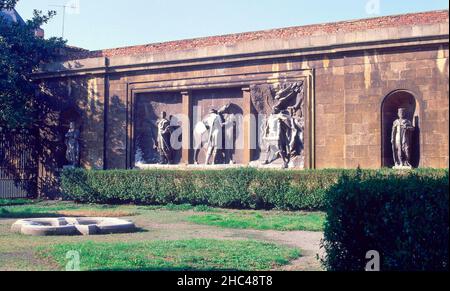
16;0;449;51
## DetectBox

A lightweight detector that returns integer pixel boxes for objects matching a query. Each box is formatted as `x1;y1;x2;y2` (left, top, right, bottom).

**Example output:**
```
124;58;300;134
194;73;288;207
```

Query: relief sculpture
252;81;306;169
153;111;175;165
194;103;237;165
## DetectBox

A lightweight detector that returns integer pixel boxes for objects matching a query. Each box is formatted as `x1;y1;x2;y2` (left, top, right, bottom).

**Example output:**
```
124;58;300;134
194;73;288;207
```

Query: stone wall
36;10;449;171
314;44;449;168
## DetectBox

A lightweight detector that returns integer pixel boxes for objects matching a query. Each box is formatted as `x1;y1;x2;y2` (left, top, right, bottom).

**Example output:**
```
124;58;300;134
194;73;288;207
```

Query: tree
0;0;18;10
0;0;66;129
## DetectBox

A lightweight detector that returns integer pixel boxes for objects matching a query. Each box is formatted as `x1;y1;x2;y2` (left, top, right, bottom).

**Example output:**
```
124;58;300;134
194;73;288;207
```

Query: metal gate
0;129;38;199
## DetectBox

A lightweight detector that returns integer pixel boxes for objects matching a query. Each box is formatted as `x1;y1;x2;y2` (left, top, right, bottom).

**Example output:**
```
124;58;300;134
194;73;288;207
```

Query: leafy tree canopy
1;0;66;130
0;0;18;10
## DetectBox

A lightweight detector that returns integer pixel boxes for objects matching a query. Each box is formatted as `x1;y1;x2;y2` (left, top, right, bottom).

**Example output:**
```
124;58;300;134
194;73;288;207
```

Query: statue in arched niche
391;108;415;169
65;121;80;167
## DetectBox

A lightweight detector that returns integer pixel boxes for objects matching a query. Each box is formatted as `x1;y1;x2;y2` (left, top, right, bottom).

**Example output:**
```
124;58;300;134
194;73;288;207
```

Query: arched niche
381;90;421;168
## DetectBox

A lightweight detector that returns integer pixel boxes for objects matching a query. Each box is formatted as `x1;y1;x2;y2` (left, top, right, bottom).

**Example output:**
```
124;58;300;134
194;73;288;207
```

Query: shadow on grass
95;227;149;236
0;211;145;227
0;199;37;207
132;227;149;234
0;210;61;219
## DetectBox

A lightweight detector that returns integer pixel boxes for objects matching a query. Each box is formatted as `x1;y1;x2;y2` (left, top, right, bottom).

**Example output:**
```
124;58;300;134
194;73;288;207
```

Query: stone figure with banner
260;81;305;169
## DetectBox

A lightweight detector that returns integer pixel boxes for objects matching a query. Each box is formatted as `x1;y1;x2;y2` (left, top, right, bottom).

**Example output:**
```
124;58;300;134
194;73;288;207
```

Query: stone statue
273;82;304;113
204;109;224;165
65;121;80;167
222;110;237;165
193;121;209;165
259;82;305;169
391;108;415;169
154;111;174;164
289;110;305;158
263;108;292;169
193;103;236;165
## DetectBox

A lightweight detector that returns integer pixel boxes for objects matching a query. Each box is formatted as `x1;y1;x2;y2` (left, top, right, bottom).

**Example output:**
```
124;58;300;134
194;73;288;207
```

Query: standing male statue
194;103;235;165
391;108;415;169
65;121;80;167
154;111;174;164
263;108;292;169
204;109;224;165
222;110;237;164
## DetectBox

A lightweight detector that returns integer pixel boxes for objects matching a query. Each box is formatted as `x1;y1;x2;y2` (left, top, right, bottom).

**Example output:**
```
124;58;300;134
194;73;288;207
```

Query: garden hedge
322;169;449;271
61;168;447;212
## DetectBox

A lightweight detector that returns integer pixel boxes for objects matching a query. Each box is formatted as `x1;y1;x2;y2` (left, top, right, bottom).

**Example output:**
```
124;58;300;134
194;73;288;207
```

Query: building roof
0;8;25;25
66;9;448;61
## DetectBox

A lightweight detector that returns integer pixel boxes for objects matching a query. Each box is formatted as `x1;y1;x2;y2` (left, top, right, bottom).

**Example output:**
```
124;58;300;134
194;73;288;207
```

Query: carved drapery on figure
391;108;415;169
251;81;305;169
263;109;292;168
194;103;237;165
154;111;174;164
65;122;80;167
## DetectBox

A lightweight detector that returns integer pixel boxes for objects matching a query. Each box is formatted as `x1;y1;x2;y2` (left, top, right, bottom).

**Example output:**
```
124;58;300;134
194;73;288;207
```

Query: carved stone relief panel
134;92;183;165
250;81;306;168
192;88;244;165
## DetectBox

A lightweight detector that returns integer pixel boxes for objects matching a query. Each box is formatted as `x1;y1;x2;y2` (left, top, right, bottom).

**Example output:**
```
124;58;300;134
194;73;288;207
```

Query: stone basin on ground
11;217;136;236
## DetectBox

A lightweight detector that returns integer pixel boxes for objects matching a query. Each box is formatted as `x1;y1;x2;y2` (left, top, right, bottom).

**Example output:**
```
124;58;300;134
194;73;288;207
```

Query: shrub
61;168;447;213
322;169;449;271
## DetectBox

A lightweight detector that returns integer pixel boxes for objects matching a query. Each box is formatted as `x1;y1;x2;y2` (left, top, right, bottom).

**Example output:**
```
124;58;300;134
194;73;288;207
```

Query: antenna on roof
50;0;80;38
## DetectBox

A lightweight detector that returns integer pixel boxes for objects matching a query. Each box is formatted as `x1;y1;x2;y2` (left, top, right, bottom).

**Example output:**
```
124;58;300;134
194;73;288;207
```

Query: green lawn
37;239;301;271
0;201;138;218
0;198;35;207
0;200;324;271
187;212;325;232
0;202;325;232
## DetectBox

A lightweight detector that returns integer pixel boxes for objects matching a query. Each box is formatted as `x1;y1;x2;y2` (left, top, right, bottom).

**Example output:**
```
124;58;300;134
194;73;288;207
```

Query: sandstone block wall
37;10;449;171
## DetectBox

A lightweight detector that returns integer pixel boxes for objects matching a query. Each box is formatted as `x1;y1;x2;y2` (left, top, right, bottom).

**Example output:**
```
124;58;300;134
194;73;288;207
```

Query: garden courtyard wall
35;10;449;177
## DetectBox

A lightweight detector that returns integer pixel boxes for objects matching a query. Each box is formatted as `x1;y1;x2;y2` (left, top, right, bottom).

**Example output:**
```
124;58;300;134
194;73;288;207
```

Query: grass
187;212;326;232
0;201;138;218
0;201;324;270
37;239;301;271
0;201;325;231
0;198;36;207
138;203;219;213
0;201;220;219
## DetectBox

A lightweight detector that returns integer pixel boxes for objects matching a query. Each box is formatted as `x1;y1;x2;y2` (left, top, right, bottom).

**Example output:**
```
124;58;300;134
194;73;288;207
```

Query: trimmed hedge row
322;169;449;271
61;168;447;212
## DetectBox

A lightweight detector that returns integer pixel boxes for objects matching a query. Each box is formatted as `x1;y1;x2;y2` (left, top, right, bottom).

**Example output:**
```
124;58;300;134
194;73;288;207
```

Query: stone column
181;91;192;165
242;87;254;165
